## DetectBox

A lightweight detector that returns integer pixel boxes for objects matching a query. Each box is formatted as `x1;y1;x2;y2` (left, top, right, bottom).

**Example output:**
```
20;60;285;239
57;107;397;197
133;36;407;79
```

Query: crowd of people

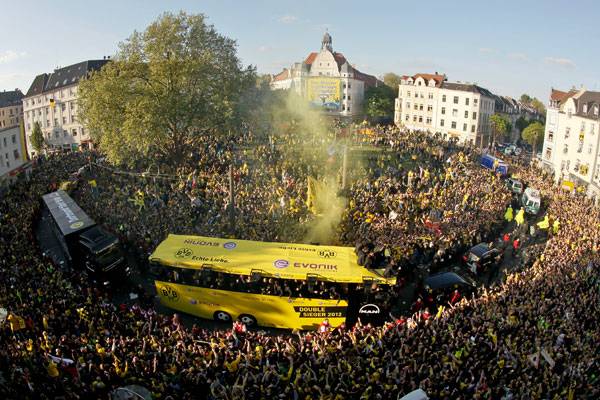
0;126;598;399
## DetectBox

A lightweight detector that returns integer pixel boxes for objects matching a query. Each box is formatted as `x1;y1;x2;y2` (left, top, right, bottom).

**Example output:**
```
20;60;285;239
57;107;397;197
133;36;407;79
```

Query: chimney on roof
435;71;438;75
107;56;111;60
103;56;106;60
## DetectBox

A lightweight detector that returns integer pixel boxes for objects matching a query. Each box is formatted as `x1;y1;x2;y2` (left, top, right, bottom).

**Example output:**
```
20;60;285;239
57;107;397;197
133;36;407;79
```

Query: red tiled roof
303;51;347;70
304;52;318;65
550;88;576;103
272;68;290;82
413;73;445;87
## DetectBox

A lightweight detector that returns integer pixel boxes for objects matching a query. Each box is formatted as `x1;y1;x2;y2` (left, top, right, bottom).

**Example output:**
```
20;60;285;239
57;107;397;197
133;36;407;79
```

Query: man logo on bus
175;248;193;258
223;242;237;250
318;250;337;259
161;285;179;302
273;259;289;269
70;221;84;229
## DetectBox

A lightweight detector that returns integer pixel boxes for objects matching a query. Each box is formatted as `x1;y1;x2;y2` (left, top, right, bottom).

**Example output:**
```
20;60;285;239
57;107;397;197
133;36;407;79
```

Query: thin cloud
278;15;298;24
508;52;528;61
479;48;495;54
544;57;575;68
0;50;27;64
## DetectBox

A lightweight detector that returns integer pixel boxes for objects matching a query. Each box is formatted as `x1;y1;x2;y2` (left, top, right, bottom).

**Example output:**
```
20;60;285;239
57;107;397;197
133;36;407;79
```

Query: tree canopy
78;12;256;166
490;113;510;144
364;84;396;122
383;73;402;91
521;121;545;153
29;121;44;153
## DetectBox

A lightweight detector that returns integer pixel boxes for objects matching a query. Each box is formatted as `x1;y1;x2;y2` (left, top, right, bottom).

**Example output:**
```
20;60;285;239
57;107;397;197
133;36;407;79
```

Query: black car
464;243;502;275
422;271;477;305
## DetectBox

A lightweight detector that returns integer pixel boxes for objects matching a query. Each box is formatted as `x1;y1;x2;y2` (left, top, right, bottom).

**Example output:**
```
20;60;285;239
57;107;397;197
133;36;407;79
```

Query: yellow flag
306;177;318;214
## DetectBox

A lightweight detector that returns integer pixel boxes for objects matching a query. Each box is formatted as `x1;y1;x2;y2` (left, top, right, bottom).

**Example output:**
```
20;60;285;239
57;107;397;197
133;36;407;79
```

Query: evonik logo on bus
293;262;337;270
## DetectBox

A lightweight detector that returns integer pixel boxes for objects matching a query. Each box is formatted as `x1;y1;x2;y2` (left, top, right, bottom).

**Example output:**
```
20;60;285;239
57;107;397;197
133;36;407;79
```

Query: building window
595;105;599;115
426;117;432;124
442;95;446;102
419;104;423;111
545;148;552;159
474;98;478;106
46;119;50;127
565;127;570;139
440;119;445;127
567;109;572;118
427;105;433;112
418;116;423;123
464;110;468;118
347;95;351;100
428;93;433;99
548;131;554;142
413;115;417;122
453;96;459;104
54;118;58;127
11;134;16;144
563;144;568;154
405;115;409;121
406;102;410;109
463;123;467;131
62;117;67;124
407;91;411;97
465;98;470;106
13;149;19;160
452;109;458;117
441;107;446;115
414;104;418;110
471;125;475;133
472;112;477;120
451;121;457;129
588;144;593;154
347;106;350;112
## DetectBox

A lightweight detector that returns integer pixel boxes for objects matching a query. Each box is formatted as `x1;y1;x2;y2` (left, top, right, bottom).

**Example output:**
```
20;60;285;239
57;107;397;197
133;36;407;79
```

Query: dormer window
595;105;599;116
583;104;588;113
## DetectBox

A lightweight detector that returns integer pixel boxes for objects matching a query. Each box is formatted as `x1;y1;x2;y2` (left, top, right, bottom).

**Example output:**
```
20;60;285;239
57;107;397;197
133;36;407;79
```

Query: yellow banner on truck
149;234;392;284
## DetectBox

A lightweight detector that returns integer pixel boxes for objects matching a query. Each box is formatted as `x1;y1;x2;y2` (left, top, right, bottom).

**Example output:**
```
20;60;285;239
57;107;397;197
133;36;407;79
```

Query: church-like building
270;32;380;117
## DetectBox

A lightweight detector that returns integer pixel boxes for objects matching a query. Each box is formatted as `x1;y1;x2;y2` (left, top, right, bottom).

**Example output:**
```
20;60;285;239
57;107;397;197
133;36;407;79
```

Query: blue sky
0;0;597;100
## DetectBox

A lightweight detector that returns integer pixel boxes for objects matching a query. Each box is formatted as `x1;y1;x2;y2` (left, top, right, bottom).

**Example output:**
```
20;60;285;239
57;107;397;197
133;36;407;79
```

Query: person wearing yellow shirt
47;359;59;378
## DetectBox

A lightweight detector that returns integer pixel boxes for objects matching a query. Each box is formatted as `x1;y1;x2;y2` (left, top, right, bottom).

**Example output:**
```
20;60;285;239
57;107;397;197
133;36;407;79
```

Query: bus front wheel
214;311;232;322
239;314;257;327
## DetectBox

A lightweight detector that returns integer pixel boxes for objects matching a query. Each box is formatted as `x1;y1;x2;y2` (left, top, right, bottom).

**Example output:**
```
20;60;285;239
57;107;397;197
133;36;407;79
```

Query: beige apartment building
22;59;109;157
0;89;24;129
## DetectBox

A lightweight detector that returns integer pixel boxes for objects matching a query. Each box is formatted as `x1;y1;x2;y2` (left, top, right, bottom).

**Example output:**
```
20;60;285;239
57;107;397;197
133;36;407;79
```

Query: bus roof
149;234;392;284
42;190;95;236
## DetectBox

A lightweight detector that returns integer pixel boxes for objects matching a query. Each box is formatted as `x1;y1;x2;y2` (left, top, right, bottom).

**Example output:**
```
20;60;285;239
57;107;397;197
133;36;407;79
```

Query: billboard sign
307;77;341;112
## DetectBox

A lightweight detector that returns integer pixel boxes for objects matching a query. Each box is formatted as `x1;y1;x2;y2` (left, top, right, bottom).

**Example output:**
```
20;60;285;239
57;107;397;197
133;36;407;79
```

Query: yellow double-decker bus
149;234;395;330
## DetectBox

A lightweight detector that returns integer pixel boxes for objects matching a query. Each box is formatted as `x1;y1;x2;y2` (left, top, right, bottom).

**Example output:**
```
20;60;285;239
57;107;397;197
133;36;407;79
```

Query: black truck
42;190;130;285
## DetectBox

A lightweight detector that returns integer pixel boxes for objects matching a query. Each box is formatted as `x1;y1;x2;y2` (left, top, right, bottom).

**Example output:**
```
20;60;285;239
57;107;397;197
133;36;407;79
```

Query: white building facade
270;32;379;117
541;88;600;198
22;60;109;157
394;74;495;145
0;125;28;184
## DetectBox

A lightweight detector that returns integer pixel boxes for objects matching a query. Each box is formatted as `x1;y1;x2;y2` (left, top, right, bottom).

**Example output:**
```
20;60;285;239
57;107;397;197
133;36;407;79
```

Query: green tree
490;113;509;147
515;116;529;133
521;121;545;155
364;85;396;122
530;98;546;117
383;72;402;91
78;11;256;166
520;94;532;104
29;121;44;154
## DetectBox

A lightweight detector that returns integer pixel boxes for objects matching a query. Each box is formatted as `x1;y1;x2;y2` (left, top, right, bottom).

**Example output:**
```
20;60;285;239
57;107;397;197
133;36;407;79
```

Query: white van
521;187;541;214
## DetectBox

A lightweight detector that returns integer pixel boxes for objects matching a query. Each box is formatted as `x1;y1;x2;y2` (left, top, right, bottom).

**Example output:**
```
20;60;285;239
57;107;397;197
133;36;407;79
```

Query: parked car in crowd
506;178;524;194
463;243;503;275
